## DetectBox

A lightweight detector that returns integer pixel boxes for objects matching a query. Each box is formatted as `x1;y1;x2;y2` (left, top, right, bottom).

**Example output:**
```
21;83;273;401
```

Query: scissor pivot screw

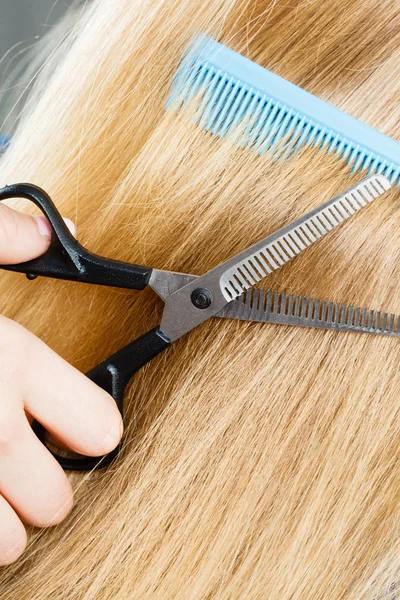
191;288;213;309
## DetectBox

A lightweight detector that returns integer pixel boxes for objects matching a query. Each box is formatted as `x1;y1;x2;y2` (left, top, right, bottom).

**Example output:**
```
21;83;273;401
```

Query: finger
43;431;70;451
0;495;27;566
4;317;124;457
0;402;73;527
0;203;75;264
25;412;69;451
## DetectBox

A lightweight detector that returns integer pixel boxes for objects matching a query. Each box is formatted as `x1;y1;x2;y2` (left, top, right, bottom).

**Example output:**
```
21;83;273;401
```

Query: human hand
0;203;123;565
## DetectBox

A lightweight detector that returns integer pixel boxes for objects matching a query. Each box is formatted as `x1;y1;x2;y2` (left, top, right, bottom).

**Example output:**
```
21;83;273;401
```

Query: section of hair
0;0;399;598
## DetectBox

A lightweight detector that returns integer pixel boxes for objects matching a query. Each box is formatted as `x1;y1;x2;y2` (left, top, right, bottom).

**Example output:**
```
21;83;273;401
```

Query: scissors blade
217;288;400;338
151;276;400;339
157;175;391;341
149;270;197;300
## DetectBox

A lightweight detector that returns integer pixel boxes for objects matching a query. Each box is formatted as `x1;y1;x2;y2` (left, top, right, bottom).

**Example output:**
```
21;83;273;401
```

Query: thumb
0;204;75;265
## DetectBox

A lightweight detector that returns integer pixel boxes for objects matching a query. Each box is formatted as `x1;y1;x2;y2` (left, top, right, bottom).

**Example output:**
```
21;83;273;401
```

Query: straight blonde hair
0;0;399;598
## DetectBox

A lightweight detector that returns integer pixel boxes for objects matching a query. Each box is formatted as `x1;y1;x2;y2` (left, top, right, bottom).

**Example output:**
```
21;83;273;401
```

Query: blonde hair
0;0;399;598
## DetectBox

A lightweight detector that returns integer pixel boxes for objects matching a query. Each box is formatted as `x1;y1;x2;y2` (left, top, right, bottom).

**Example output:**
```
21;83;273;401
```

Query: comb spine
169;37;400;185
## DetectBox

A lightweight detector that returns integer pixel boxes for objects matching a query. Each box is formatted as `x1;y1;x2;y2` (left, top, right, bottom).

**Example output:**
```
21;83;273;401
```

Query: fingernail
63;218;76;236
103;416;124;452
33;215;52;240
33;215;76;239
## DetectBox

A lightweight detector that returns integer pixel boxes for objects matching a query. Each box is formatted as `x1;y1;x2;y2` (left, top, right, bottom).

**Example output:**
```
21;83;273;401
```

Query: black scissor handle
0;183;152;289
33;327;171;470
0;183;169;470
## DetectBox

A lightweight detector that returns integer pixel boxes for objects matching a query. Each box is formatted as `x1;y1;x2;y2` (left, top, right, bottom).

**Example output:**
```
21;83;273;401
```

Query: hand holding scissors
0;174;391;475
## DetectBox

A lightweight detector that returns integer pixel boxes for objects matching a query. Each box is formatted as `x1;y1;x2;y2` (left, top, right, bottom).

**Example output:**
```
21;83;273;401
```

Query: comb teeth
169;37;400;185
0;136;10;153
220;288;400;337
220;175;390;301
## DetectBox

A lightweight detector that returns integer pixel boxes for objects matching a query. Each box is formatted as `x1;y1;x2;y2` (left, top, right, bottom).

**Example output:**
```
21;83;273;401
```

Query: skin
0;205;123;565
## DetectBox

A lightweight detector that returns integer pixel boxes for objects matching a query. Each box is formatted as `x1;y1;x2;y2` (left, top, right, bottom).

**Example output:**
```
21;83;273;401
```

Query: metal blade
148;270;196;301
218;288;400;337
159;175;391;341
218;174;390;300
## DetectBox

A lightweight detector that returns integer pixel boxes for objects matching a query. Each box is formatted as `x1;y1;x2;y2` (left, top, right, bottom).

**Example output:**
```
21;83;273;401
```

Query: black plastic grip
0;183;152;289
33;327;171;470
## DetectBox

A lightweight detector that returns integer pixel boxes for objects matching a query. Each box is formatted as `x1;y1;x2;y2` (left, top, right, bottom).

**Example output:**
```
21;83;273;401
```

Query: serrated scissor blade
159;175;391;341
218;288;400;338
219;174;390;300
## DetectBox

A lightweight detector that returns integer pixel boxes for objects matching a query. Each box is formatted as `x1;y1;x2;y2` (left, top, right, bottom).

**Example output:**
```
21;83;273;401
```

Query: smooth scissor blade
152;175;391;342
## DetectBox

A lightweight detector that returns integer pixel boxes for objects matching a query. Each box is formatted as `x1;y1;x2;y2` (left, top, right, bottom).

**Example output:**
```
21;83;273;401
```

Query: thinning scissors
0;175;392;470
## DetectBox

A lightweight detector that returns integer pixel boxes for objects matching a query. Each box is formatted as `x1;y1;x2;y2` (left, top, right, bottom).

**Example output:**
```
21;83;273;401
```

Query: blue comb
168;36;400;185
0;136;11;153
